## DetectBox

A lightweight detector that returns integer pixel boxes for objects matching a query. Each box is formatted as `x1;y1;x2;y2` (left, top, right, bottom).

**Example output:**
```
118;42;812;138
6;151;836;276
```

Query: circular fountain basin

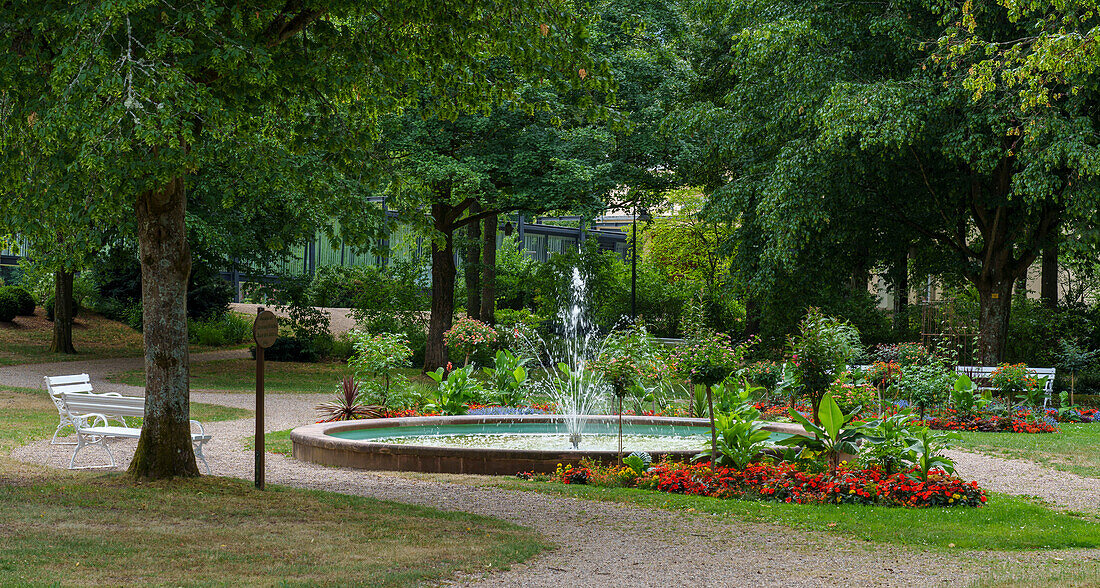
291;415;806;475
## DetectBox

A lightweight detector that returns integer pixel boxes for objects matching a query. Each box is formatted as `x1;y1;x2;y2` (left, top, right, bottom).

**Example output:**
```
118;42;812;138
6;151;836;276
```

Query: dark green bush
0;289;18;322
5;286;35;316
251;337;320;362
89;241;232;321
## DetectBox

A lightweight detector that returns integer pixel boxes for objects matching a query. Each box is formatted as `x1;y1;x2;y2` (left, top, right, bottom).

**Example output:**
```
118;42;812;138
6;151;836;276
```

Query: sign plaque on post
253;308;278;490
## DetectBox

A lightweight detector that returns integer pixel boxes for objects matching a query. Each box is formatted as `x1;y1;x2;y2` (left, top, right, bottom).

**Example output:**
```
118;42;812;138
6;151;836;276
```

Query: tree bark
129;176;200;479
424;202;458;372
480;213;498;325
465;202;481;321
1041;240;1059;309
50;270;76;354
975;275;1013;366
892;248;909;332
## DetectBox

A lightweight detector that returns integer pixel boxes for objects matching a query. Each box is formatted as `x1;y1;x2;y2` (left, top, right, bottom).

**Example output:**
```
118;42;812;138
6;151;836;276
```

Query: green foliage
2;286;36;316
592;324;664;396
861;411;921;475
187;313;252;347
347;330;413;408
481;350;530;407
0;288;17;322
897;361;954;417
904;428;959;484
827;379;876;415
781;393;867;476
1056;338;1100;376
494;308;546;335
672;332;748;386
424;365;484;415
623;451;652;476
444;318;498;366
789;308;862;418
696;406;773;469
990;363;1041;405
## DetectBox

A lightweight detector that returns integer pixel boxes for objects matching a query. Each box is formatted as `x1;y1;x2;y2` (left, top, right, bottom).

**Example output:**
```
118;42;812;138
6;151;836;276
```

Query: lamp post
631;204;652;322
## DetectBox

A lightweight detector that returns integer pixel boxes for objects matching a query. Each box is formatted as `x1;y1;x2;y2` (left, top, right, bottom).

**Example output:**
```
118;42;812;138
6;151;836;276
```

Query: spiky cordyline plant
316;376;384;422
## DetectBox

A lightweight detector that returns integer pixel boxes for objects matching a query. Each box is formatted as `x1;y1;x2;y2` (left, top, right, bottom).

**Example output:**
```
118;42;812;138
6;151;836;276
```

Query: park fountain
289;267;802;474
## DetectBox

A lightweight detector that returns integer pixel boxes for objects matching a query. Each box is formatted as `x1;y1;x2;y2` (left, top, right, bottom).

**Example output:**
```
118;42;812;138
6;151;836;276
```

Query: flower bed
916;413;1059;433
526;460;986;508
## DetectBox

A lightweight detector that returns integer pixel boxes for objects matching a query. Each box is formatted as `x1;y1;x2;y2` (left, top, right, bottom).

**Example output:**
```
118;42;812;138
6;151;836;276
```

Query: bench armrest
189;420;206;437
72;412;109;430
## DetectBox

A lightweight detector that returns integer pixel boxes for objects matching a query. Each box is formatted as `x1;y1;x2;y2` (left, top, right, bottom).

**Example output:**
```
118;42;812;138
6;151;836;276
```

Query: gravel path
6;356;1100;587
946;448;1100;514
229;303;360;334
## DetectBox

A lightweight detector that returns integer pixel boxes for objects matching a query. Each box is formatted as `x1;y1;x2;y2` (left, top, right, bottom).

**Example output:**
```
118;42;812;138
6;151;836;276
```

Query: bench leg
51;419;77;446
68;433;116;469
193;439;211;475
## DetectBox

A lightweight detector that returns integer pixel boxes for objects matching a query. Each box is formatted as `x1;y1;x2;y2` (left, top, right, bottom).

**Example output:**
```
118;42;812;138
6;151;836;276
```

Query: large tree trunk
975;274;1013;366
424;203;457;372
1041;241;1058;309
892;248;909;332
129;177;199;479
50;270;76;354
465;202;481;321
480;213;498;325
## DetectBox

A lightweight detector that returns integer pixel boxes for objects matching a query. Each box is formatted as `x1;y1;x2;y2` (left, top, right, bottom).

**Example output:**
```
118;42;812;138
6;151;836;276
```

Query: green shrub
188;313;253;346
4;286;35;316
0;289;18;322
252;337;321;362
495;308;546;333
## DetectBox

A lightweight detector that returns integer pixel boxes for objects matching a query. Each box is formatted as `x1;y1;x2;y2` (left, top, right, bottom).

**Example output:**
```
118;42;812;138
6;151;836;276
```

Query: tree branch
262;4;327;48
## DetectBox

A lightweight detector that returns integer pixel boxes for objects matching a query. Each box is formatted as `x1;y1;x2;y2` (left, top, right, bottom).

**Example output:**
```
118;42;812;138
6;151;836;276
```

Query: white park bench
59;391;212;473
44;374;128;445
955;365;1056;407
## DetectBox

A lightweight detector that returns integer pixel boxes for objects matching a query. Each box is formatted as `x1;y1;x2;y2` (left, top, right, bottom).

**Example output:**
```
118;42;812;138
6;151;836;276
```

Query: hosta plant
861;410;921;475
316;377;384;421
695;408;773;469
424;365;484;415
482;349;530;407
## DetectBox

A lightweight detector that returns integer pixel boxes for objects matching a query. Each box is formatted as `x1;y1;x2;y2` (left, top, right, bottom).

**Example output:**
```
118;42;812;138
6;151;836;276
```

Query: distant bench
849;364;1056;407
59;391;212;473
955;366;1056;407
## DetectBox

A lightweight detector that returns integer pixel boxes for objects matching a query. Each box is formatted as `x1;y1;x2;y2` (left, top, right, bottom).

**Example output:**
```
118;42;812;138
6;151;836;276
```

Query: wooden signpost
253;307;278;490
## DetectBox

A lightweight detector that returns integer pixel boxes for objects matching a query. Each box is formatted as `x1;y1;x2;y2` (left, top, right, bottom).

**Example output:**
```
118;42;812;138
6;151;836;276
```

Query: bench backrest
60;392;146;419
45;374;93;398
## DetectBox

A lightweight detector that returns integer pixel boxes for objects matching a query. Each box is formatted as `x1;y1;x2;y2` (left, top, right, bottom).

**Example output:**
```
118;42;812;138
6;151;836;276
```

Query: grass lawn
0;386;548;587
954;423;1100;479
0;309;146;366
259;428;1100;551
0;308;247;366
0;473;546;587
108;358;435;394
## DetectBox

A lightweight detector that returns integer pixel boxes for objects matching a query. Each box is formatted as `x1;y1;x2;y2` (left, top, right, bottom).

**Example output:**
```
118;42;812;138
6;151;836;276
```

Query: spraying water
520;267;609;448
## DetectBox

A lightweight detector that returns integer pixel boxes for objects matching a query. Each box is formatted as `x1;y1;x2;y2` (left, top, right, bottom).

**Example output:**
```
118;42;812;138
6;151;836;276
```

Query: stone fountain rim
289;415;808;474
